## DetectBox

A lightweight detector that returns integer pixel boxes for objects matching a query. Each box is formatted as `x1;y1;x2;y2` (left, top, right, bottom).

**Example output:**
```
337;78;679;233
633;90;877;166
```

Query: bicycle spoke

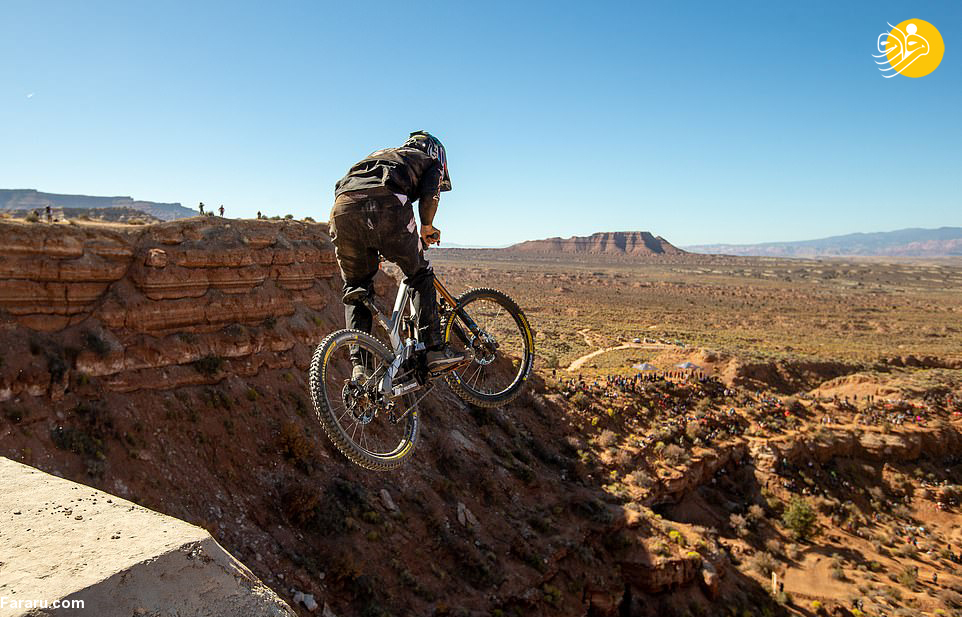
318;333;415;459
445;292;530;401
471;365;486;388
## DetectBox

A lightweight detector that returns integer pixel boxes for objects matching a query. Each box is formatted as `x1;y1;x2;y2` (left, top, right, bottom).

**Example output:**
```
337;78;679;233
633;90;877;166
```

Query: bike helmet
403;130;451;191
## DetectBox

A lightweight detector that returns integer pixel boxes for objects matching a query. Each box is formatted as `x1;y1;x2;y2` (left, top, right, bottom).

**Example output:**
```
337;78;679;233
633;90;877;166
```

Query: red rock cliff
0;218;375;401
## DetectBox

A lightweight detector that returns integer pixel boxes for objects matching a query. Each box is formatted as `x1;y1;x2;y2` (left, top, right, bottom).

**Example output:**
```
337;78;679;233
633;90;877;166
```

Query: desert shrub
668;530;686;546
626;469;654;489
193;355;224;377
570;392;590;409
750;551;778;577
282;482;321;526
764;538;783;556
729;513;748;537
810;600;822;612
895;543;917;559
897;566;917;590
781;497;817;540
747;504;766;526
662;443;688;466
25;211;39;222
304;216;316;222
597;429;618;447
278;422;316;470
542;584;562;607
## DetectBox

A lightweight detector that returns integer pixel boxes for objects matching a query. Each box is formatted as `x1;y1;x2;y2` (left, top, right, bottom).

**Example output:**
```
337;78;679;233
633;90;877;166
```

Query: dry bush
764;538;783;556
747;504;766;526
626;469;654;489
751;551;778;577
662;444;688;466
729;513;749;538
278;422;316;469
597;429;618;447
281;481;321;526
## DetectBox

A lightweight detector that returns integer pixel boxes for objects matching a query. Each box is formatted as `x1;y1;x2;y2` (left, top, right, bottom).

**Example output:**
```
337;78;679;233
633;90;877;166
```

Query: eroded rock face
752;423;962;469
648;443;749;506
0;219;344;400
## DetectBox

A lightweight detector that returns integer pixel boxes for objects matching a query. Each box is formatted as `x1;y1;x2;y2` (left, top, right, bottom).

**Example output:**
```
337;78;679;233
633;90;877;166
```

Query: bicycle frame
357;277;462;400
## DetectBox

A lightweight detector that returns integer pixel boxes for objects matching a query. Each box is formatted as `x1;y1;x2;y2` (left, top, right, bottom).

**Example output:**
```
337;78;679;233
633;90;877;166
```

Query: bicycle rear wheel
308;329;419;471
442;288;534;408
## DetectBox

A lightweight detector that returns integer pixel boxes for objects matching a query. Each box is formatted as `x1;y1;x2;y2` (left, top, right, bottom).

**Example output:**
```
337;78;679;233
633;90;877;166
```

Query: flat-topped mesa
507;231;686;256
0;218;365;400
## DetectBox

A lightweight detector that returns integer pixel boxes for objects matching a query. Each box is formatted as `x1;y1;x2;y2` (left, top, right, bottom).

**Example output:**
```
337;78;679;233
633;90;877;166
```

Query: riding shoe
426;346;470;372
352;365;372;382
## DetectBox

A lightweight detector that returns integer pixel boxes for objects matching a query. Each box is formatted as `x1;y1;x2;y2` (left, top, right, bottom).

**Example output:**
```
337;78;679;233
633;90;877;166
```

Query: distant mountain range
0;189;195;221
686;227;962;258
506;231;685;256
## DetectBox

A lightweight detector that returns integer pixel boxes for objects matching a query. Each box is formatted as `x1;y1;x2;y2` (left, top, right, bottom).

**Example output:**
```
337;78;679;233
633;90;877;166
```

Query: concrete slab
0;457;295;617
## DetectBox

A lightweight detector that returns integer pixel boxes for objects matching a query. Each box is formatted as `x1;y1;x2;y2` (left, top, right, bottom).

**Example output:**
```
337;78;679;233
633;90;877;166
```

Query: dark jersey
334;147;444;222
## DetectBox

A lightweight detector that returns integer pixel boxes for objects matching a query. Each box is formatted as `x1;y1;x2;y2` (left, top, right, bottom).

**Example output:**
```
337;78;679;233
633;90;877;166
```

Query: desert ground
2;217;961;617
432;248;962;617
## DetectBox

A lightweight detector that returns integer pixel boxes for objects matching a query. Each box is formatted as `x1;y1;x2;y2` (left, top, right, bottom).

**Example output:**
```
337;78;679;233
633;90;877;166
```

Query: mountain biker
330;131;468;380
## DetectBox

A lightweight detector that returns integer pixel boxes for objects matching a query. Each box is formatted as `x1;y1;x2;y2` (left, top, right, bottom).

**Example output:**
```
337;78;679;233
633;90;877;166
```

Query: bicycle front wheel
442;288;535;408
308;329;419;471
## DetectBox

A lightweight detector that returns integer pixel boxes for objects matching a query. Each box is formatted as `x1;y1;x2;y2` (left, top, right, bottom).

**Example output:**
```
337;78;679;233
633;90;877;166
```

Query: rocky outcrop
0;218;347;400
722;358;863;394
507;231;685;256
751;423;962;471
648;442;749;506
0;456;294;617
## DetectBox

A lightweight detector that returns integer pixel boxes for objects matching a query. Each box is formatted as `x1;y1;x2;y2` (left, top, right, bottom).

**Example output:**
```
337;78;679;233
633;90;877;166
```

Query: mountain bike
308;266;535;471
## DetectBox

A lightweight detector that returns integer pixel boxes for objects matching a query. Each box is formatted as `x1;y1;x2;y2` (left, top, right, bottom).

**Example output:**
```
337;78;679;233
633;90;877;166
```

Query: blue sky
2;1;960;246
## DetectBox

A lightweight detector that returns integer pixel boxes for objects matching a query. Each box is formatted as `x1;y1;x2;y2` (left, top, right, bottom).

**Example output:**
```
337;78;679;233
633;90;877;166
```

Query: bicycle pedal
428;362;468;378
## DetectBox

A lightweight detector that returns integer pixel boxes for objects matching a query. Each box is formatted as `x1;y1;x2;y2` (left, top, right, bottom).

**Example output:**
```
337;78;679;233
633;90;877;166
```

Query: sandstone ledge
0;457;294;617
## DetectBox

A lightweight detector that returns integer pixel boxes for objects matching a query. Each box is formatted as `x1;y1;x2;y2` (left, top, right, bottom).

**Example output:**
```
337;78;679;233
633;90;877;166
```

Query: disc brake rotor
342;381;378;425
470;331;499;365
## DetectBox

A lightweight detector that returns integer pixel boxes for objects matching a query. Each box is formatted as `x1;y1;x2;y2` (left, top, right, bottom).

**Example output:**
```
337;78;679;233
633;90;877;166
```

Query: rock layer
0;219;345;400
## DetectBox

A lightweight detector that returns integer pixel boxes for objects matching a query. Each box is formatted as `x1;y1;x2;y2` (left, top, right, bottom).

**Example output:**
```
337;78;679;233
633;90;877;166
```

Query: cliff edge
0;456;294;617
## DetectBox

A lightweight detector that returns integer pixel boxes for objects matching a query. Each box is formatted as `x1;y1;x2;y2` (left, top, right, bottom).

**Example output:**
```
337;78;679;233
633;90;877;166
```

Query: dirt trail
566;342;646;371
566;328;673;371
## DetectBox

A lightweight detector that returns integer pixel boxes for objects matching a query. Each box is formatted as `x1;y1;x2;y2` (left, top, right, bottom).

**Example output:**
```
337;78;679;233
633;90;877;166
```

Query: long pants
329;190;442;363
